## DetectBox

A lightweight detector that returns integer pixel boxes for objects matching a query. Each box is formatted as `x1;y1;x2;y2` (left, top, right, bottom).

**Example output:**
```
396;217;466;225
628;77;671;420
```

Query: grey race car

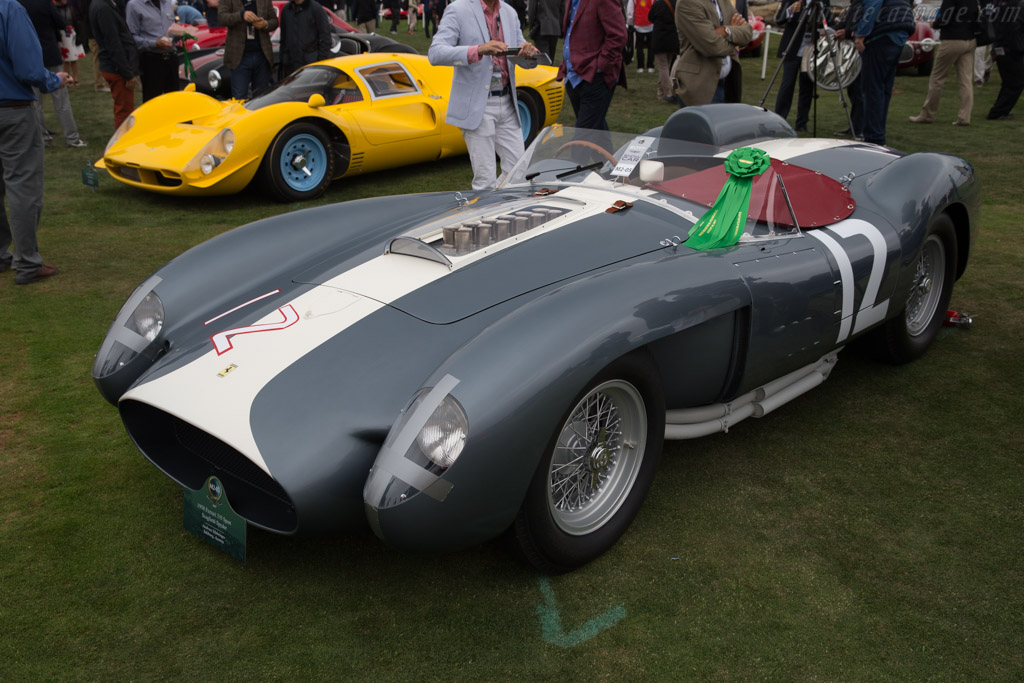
93;104;979;572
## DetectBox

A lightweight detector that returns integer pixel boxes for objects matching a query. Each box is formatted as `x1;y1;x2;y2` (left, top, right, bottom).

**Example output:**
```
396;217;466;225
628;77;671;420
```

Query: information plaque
183;476;246;562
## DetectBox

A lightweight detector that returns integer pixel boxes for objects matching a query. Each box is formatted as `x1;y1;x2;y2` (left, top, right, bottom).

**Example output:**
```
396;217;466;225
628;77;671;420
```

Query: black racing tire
514;352;665;573
516;88;543;147
872;213;957;364
917;58;933;77
261;122;335;202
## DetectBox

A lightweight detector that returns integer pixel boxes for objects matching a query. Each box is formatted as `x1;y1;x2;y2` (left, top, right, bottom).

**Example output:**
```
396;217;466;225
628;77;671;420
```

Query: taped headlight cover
92;275;164;379
364;374;464;518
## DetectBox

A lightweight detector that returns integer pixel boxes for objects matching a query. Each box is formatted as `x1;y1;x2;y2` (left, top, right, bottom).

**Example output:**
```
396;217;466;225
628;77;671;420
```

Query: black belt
489;84;510;97
142;51;176;60
0;101;33;109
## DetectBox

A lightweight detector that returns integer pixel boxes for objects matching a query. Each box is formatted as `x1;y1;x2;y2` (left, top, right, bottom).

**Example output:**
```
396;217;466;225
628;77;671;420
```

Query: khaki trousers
655;53;673;100
917;38;976;124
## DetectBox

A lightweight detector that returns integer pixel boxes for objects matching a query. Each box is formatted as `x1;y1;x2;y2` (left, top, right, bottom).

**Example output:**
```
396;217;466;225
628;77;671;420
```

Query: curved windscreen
246;65;359;109
501;126;857;234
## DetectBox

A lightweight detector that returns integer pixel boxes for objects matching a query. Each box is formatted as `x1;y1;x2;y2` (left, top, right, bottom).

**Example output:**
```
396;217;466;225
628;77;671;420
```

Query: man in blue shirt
126;0;184;101
853;0;914;144
1;0;69;284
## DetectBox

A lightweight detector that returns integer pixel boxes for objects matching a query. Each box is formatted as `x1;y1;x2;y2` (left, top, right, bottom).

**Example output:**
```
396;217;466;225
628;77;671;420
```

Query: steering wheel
555;140;619;166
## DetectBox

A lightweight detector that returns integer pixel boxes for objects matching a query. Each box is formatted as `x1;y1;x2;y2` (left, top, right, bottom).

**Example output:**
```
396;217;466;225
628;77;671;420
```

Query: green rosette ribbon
180;33;197;82
686;147;771;251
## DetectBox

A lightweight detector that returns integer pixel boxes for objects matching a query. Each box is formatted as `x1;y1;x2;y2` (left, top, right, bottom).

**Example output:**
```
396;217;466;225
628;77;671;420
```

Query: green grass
2;32;1022;680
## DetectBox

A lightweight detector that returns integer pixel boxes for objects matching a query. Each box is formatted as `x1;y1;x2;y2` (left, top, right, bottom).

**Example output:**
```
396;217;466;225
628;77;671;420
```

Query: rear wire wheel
262;122;335;202
873;213;957;363
514;353;664;573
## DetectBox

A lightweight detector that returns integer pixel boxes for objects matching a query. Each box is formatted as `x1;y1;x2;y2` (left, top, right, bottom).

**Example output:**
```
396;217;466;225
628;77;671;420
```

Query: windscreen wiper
554;161;605;179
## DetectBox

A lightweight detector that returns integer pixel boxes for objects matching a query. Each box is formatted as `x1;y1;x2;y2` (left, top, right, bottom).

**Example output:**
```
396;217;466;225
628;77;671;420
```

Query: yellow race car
99;53;564;201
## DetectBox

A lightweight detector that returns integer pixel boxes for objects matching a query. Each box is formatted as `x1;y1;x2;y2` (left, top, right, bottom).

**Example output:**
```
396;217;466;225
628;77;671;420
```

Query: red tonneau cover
650;158;855;228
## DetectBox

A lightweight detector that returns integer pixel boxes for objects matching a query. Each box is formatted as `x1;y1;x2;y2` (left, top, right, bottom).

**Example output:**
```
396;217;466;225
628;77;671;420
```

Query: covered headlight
364;376;465;515
185;128;234;176
92;276;166;402
208;69;221;90
104;114;135;154
125;291;164;342
415;395;468;468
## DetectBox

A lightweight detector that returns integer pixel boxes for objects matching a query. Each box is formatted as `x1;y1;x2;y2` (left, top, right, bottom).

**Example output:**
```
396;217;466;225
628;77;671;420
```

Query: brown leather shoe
15;263;59;285
908;114;932;123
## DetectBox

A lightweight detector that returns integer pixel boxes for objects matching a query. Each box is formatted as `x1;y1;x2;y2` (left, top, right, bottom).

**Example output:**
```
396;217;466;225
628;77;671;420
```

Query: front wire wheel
548;380;647;536
515;353;664;573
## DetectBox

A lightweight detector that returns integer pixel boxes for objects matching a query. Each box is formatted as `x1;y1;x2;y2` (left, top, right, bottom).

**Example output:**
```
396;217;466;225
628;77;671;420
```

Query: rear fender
859;152;979;305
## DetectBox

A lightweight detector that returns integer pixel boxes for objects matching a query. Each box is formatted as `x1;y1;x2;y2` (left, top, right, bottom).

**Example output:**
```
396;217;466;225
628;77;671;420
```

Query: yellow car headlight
104;114;135;155
185;128;234;176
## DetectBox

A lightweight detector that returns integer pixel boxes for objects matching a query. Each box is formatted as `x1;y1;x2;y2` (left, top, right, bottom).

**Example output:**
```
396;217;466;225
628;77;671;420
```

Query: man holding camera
429;0;539;190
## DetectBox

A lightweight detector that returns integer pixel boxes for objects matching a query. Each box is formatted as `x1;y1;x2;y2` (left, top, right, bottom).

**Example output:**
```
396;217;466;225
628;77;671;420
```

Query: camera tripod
758;0;860;140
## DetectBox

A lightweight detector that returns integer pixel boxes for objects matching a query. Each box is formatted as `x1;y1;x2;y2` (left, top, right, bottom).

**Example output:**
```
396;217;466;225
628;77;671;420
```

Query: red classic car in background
900;19;937;75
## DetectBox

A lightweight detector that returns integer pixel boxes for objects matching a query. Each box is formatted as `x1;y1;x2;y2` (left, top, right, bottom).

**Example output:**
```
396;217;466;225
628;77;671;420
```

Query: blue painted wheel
516;89;542;147
517;98;532;142
279;133;328;192
263;123;335;202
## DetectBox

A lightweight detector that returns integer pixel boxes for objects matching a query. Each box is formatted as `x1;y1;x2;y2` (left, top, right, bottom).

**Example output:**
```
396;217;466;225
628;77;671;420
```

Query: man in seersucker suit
429;0;539;190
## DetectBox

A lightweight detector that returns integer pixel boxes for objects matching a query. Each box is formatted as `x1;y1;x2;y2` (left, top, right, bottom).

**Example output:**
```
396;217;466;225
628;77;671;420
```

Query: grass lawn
2;29;1022;680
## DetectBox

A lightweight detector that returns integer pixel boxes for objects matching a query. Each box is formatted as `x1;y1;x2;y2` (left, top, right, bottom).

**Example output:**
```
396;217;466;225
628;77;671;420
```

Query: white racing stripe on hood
122;256;451;476
121;186;649;476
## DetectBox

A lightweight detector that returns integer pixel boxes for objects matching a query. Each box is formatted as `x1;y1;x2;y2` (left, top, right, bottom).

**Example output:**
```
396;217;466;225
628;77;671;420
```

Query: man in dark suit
986;0;1024;119
90;0;140;127
673;0;751;106
220;0;277;100
853;0;914;144
558;0;628;130
279;0;332;78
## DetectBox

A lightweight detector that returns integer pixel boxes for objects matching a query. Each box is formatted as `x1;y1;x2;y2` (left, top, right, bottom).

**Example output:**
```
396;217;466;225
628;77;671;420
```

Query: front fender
93;192;463;404
366;249;751;552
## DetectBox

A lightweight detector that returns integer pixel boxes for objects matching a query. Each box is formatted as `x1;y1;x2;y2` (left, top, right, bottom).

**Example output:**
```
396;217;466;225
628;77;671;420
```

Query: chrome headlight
415;395;469;469
185;128;234;176
208;69;221;90
199;154;218;175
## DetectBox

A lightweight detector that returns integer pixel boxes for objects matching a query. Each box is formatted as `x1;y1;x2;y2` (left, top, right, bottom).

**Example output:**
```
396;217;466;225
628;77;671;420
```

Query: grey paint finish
94;109;980;557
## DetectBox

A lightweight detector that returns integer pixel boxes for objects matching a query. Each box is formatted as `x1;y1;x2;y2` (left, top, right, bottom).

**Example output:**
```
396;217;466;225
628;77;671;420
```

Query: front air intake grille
120;400;298;532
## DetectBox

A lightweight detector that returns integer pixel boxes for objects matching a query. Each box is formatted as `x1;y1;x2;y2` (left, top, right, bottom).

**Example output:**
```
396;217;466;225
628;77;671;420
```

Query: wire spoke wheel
547;380;647;535
869;213;957;364
514;353;664;573
905;234;946;337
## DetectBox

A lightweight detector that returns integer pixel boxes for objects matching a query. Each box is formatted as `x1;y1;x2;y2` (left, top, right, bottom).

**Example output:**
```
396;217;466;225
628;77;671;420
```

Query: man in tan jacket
672;0;751;105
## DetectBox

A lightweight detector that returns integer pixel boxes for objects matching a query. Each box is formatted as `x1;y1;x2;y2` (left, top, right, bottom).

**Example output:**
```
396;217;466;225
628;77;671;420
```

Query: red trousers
101;71;136;129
